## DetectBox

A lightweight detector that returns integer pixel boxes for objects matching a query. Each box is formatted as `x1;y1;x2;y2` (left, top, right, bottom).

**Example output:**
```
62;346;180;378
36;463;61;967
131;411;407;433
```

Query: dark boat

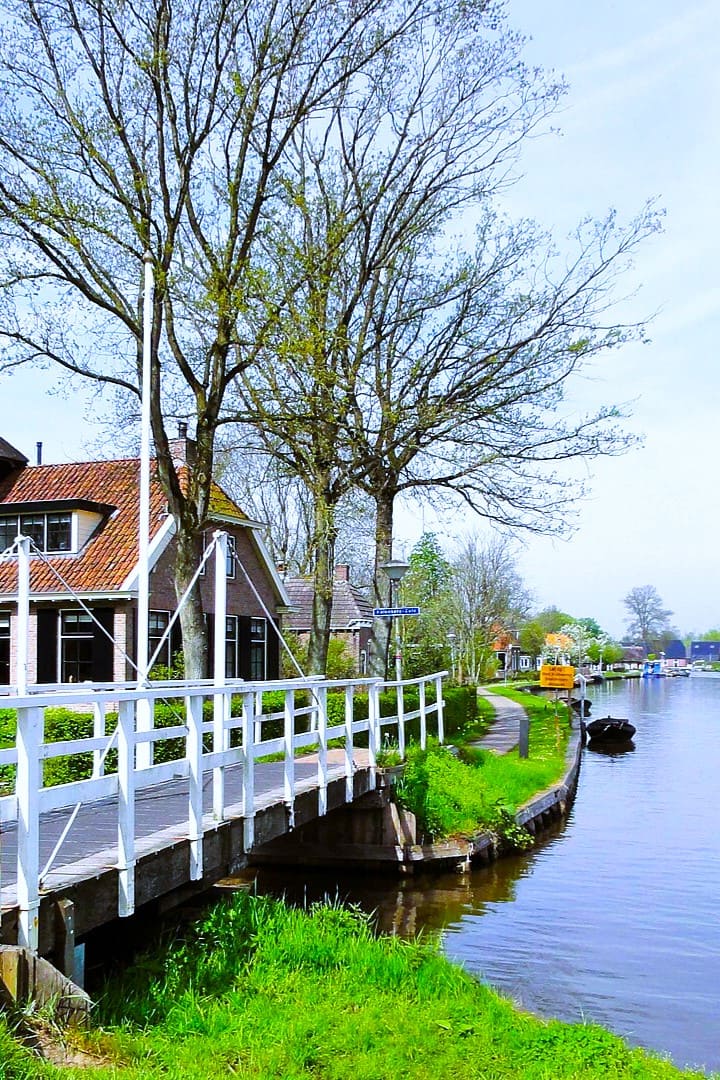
585;716;636;744
568;696;592;715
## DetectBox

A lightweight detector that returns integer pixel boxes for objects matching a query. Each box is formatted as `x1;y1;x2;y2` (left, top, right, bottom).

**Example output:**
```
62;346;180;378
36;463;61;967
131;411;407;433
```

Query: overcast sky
2;0;718;640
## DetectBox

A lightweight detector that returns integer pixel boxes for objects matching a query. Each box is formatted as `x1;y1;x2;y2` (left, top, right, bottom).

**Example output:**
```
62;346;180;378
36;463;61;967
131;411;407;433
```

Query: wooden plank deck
0;750;373;954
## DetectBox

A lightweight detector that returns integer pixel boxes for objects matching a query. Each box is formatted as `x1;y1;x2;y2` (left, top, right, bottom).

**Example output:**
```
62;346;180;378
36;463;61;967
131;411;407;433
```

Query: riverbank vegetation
1;891;710;1079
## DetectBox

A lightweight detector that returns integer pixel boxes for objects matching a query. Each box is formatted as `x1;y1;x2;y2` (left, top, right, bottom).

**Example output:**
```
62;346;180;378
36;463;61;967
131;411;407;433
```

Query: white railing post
435;674;445;744
344;684;354;803
284;688;295;829
16;705;42;951
316;685;328;817
419;678;427;750
117;698;136;917
241;691;255;851
368;681;380;779
187;694;204;881
213;531;228;821
397;681;405;759
135;252;154;770
92;701;106;778
254;689;263;745
16;536;30;694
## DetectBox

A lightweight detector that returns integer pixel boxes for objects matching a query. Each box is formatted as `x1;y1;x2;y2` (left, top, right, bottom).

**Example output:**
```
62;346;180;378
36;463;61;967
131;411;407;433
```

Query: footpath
474;687;527;753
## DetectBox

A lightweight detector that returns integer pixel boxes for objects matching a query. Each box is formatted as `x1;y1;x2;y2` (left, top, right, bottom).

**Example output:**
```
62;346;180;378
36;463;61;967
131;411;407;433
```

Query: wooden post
186;694;204;881
435;674;445;744
419;679;427;750
368;682;380;777
397;682;405;759
16;705;42;951
344;684;354;803
519;711;530;759
283;688;295;829
316;685;328;817
241;691;255;851
212;531;228;821
117;698;136;917
55;899;76;982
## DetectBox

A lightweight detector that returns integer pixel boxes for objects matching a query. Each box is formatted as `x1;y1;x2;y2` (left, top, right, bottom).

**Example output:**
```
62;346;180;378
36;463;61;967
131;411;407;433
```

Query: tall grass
1;892;709;1079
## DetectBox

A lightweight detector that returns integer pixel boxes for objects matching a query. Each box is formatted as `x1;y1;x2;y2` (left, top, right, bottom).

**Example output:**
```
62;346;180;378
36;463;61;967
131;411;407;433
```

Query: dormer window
0;511;73;553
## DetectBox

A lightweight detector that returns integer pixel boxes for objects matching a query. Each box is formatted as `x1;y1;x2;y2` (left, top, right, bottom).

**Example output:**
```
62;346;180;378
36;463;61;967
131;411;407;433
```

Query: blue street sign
372;606;420;617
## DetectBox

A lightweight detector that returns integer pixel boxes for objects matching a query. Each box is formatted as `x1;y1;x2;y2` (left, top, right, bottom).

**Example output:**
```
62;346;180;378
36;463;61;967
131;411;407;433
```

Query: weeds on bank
0;892;711;1080
394;683;570;846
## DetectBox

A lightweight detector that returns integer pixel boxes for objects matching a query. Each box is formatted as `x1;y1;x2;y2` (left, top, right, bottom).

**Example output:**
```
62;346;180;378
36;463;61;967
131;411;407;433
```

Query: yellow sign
539;664;576;689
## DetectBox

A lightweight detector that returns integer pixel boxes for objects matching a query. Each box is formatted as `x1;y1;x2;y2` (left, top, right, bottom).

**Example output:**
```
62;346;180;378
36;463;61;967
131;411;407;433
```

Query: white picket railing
0;671;446;952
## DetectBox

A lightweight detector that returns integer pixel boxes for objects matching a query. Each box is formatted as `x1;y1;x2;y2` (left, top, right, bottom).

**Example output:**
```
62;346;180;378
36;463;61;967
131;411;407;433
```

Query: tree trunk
174;524;207;680
307;491;337;675
367;487;396;678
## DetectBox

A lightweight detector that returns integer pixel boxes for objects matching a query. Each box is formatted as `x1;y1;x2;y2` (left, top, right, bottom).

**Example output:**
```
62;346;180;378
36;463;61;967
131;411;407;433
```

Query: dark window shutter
36;609;58;683
237;616;252;680
267;618;280;679
170;618;183;668
92;608;115;681
205;614;214;679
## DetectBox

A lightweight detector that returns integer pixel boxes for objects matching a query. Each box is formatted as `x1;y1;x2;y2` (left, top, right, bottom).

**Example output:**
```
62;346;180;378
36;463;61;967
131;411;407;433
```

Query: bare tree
623;585;673;647
0;0;444;674
449;534;531;683
227;10;581;671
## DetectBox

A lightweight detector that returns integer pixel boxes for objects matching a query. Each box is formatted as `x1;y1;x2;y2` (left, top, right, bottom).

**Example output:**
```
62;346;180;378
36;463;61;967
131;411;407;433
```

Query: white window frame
59;608;94;683
249;617;266;680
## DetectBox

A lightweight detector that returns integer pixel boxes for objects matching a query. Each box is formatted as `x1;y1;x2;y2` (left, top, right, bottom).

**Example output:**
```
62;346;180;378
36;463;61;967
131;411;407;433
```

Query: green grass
394;687;570;844
0;892;709;1080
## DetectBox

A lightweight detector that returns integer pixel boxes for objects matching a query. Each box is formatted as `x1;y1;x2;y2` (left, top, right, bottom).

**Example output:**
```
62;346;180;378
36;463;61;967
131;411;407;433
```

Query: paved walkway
474;687;527;753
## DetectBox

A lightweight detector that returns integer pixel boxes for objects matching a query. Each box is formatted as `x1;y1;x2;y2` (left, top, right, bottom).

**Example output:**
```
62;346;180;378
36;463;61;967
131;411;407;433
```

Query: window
46;513;72;552
148;610;172;669
199;531;237;578
250;618;266;680
19;514;45;549
226;535;237;578
0;517;18;552
0;512;72;553
0;611;10;685
60;610;94;682
225;615;239;678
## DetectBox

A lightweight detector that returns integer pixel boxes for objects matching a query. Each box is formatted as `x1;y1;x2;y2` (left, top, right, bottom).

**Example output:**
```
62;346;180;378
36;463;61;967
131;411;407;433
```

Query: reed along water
240;674;720;1076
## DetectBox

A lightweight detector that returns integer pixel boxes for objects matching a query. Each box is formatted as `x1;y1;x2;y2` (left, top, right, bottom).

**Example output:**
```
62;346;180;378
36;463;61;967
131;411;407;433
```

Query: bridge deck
1;749;372;953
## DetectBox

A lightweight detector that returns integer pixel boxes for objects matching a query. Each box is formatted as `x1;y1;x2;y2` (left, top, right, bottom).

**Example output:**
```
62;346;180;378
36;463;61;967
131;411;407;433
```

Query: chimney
36;442;42;465
169;422;196;467
334;564;350;582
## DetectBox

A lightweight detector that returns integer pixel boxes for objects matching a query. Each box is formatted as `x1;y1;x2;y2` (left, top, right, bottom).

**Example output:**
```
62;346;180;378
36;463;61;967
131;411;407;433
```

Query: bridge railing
0;671;446;951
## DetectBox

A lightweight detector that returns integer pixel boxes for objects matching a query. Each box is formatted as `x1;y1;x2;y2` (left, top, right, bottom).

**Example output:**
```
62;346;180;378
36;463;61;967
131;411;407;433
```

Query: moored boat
585;716;636;744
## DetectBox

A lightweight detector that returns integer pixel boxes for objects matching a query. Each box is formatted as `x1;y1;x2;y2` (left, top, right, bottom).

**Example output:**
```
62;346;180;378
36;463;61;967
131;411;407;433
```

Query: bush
396;741;533;848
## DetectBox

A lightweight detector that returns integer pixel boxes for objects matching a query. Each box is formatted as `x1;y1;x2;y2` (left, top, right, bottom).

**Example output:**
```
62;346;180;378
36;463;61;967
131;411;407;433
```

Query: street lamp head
380;557;410;582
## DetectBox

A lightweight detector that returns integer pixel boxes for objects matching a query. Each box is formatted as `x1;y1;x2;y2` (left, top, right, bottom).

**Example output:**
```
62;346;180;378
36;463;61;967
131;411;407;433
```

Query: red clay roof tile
0;457;247;597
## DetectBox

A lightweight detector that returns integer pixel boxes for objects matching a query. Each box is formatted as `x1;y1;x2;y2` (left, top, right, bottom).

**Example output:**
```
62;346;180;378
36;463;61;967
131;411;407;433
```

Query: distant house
620;646;645;669
663;639;688;668
283;565;374;673
0;435;289;686
690;641;720;665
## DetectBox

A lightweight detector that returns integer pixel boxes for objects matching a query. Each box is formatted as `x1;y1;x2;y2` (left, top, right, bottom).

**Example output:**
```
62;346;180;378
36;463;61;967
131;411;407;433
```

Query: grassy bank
1;891;710;1080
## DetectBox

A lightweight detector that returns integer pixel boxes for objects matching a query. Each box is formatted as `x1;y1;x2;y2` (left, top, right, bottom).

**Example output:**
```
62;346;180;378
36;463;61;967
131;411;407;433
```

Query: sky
1;0;719;640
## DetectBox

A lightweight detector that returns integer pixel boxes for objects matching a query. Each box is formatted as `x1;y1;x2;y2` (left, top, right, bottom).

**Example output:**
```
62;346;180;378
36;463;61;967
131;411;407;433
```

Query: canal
241;674;720;1076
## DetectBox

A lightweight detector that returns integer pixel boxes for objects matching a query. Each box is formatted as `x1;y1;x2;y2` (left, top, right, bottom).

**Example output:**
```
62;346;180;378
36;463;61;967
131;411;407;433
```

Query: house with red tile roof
0;436;289;686
283;565;374;674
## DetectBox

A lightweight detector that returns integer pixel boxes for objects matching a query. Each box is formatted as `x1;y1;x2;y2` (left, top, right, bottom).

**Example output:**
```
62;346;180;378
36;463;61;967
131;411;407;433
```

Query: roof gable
0;456;254;597
284;575;373;630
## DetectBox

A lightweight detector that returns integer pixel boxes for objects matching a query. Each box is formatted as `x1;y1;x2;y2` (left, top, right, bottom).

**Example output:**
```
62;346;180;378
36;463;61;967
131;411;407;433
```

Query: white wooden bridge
0;671;445;969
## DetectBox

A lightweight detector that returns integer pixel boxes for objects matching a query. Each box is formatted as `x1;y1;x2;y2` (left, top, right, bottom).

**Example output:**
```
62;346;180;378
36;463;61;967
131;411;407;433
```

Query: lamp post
380;557;410;682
